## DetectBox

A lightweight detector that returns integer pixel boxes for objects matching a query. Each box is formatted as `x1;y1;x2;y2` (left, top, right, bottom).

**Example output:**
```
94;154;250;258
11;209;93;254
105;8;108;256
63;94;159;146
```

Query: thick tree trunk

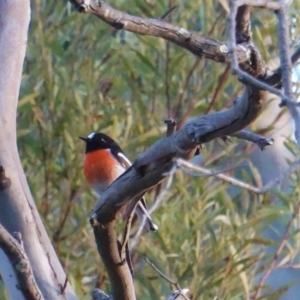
0;1;77;299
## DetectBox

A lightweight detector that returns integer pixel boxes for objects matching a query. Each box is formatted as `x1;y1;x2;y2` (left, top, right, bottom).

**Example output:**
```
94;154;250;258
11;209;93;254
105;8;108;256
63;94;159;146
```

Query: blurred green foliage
5;0;300;299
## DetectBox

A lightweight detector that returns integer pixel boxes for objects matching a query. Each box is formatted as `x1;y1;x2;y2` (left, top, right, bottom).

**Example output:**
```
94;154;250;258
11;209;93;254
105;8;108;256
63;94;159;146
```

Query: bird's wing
117;152;132;169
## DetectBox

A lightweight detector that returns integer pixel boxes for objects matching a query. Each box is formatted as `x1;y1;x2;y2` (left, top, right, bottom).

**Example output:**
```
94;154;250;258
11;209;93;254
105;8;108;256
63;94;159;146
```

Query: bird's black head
79;132;122;154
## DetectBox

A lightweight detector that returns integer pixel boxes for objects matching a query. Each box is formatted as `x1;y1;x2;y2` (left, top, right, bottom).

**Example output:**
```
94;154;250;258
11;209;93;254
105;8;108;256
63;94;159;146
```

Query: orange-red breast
80;132;158;232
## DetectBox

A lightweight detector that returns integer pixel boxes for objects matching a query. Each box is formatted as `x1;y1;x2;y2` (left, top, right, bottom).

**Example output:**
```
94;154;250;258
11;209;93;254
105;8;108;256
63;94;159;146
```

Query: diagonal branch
69;0;252;65
91;82;268;225
176;158;300;195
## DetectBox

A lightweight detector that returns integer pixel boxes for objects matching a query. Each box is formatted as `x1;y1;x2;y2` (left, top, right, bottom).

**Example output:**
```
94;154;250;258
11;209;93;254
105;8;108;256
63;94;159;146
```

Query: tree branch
145;258;190;300
176;158;300;195
0;227;42;300
91;220;136;300
275;1;300;146
69;0;253;65
91;82;267;227
231;130;274;150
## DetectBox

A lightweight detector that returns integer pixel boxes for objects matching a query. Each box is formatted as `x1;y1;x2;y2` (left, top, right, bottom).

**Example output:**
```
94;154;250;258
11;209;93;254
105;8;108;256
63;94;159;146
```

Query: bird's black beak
79;136;88;142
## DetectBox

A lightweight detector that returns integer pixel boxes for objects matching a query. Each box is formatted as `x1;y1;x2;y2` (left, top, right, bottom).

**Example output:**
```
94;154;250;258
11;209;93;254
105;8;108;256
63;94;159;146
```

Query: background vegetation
4;0;300;299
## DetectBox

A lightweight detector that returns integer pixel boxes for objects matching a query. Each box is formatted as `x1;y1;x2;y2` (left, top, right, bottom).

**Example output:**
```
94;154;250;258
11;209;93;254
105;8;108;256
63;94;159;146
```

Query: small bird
80;132;158;232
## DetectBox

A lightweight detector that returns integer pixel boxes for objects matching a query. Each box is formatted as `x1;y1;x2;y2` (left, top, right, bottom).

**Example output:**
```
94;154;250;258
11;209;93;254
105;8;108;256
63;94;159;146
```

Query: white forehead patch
88;132;96;139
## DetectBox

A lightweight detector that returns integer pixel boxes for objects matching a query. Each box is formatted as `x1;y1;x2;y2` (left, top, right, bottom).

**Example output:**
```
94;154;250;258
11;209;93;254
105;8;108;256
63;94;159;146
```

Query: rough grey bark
0;1;77;299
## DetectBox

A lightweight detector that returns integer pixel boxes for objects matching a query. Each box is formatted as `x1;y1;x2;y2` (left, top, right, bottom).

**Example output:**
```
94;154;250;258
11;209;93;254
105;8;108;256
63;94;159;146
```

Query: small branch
205;65;230;114
145;258;178;286
276;1;300;146
178;159;249;178
0;226;43;300
231;130;274;150
235;5;252;43
291;46;300;66
236;0;281;10
120;199;139;261
160;5;178;20
53;189;81;242
164;118;177;136
252;200;300;299
176;158;300;194
145;258;190;300
131;165;177;248
70;0;252;65
228;1;289;98
264;45;300;88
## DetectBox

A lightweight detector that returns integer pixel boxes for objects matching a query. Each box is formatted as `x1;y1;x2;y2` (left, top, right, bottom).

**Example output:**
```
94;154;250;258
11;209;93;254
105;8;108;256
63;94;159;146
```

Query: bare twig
276;0;300;146
205;65;231;114
252;201;300;299
235;5;252;43
145;258;178;286
291;46;300;66
131;165;177;248
53;189;81;242
160;5;178;20
231;130;274;150
176;158;300;194
165;38;172;117
164;118;177;137
179;159;249;177
145;258;190;300
264;45;300;88
120;199;139;261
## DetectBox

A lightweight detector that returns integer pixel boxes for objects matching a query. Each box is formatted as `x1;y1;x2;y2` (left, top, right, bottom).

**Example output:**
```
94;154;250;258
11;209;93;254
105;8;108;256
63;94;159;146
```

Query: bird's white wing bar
117;152;132;169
